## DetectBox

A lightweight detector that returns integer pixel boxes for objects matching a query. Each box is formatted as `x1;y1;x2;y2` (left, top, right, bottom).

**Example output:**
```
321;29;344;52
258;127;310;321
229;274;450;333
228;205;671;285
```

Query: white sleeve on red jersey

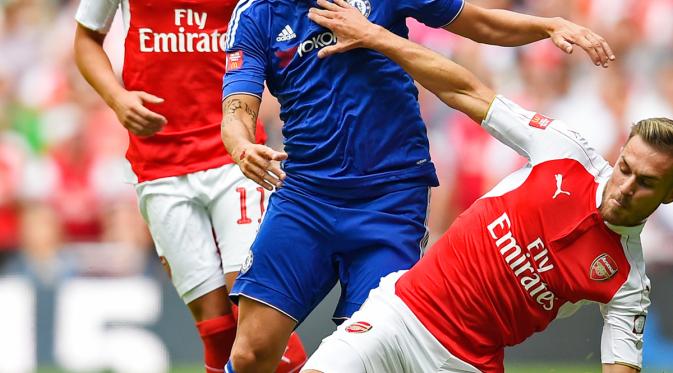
599;235;650;369
75;0;121;33
481;95;611;179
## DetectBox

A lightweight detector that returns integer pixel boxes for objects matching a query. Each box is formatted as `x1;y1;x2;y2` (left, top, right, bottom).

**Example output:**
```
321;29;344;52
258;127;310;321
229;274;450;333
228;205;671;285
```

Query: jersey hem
605;361;641;371
229;279;303;323
280;163;439;200
75;19;110;34
131;155;236;183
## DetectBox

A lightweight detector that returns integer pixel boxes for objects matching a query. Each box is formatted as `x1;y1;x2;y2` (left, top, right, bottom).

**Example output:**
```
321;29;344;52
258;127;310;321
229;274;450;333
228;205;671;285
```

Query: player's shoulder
233;0;300;17
231;0;276;15
491;96;610;174
227;0;274;42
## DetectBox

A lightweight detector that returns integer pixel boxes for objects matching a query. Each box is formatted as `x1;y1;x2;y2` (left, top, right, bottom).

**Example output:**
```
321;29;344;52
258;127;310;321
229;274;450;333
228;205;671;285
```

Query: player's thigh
303;293;408;372
208;165;270;274
231;189;339;323
336;186;430;317
308;272;470;373
136;179;224;301
301;338;367;373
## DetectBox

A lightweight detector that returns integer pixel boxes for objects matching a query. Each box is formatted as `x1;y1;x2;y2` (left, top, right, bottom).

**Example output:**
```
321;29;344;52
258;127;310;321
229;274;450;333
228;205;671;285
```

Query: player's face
600;135;673;226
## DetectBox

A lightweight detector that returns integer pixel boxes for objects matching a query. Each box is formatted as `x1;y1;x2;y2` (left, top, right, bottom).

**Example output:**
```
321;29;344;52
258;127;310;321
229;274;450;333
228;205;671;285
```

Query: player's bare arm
74;24;166;136
445;2;614;68
221;94;287;191
602;363;639;373
308;0;494;123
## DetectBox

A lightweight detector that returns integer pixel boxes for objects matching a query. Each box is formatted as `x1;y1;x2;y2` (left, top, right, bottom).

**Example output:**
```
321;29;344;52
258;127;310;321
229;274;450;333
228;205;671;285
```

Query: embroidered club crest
345;321;373;333
241;250;253;274
347;0;372;17
589;253;618;281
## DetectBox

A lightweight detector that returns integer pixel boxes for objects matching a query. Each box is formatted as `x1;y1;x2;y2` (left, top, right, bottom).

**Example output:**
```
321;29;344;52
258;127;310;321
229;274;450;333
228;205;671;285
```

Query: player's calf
197;314;237;373
188;287;237;372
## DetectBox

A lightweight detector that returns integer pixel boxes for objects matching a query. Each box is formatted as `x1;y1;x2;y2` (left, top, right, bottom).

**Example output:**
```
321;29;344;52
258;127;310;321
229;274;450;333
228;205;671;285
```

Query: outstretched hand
548;17;615;67
234;144;288;191
308;0;380;58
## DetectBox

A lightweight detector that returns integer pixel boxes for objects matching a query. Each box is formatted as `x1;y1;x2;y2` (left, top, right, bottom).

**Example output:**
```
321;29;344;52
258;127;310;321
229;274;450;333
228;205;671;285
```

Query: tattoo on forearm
223;98;258;124
224;98;242;115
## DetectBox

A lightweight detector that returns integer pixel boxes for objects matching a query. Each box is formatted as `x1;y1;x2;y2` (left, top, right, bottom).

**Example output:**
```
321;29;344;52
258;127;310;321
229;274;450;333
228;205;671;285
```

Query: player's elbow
437;83;494;123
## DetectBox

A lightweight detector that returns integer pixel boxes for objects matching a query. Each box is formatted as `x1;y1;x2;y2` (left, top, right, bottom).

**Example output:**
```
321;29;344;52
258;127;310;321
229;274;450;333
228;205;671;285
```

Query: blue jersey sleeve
222;2;268;100
397;0;465;28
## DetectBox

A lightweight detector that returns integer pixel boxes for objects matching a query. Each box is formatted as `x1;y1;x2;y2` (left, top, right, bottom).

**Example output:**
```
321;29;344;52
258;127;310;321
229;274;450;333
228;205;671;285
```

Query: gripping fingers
316;0;341;10
124;115;153;136
243;164;277;191
262;171;283;189
310;7;335;19
128;113;163;135
333;0;355;8
134;105;167;125
308;11;333;30
124;121;148;136
268;162;286;182
318;45;341;59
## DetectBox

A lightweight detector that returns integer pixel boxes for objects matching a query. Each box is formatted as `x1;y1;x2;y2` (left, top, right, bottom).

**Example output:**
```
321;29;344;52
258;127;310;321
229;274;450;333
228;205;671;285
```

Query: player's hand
308;0;381;58
547;17;615;68
234;143;288;191
110;90;167;136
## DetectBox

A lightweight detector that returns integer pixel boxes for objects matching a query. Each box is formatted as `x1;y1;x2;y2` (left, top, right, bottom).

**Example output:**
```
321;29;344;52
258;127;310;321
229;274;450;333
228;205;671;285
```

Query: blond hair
629;118;673;154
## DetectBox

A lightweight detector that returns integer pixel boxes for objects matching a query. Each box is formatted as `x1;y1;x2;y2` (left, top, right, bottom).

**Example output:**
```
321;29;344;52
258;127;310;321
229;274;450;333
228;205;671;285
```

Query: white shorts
302;271;480;373
136;163;269;304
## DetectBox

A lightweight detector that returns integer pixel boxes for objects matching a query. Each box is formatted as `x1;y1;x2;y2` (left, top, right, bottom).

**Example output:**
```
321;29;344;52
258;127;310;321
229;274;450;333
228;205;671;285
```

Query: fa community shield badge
345;321;373;333
241;250;253;274
347;0;372;17
589;253;618;281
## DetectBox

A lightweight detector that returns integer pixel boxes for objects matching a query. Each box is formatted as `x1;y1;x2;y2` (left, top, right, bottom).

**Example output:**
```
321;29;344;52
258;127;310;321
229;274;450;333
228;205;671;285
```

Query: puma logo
553;174;571;199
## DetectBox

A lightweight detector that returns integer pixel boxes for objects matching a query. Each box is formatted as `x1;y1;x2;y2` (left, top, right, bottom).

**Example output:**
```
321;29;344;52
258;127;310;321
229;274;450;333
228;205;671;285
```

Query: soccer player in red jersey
73;1;306;371
302;1;673;372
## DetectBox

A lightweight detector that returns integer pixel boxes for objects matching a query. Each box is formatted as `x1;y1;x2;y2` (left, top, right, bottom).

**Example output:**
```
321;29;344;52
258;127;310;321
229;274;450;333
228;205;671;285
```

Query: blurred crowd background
0;0;672;371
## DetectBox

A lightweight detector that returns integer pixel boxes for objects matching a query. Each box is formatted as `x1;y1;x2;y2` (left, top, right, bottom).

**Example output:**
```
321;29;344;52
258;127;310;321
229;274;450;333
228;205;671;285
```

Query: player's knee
300;370;323;373
230;348;271;371
231;334;282;364
229;348;257;371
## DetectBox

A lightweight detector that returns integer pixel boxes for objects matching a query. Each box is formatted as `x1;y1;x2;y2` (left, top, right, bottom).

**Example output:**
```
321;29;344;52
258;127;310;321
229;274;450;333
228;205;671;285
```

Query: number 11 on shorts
236;187;266;224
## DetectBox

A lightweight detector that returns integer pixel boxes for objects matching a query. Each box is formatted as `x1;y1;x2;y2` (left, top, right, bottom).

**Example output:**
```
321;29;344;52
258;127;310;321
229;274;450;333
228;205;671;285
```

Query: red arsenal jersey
76;0;267;182
396;96;650;372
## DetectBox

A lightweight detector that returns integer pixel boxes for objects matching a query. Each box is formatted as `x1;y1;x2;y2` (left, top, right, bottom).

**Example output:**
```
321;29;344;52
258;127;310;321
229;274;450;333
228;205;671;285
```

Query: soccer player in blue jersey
220;1;614;371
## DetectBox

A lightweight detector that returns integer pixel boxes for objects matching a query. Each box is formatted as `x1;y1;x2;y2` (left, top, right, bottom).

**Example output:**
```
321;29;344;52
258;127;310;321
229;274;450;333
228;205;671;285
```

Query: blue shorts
229;184;430;324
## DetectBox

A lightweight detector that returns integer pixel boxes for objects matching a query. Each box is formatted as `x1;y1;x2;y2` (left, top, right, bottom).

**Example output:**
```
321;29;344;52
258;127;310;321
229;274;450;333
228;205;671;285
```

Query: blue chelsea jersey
223;0;464;198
